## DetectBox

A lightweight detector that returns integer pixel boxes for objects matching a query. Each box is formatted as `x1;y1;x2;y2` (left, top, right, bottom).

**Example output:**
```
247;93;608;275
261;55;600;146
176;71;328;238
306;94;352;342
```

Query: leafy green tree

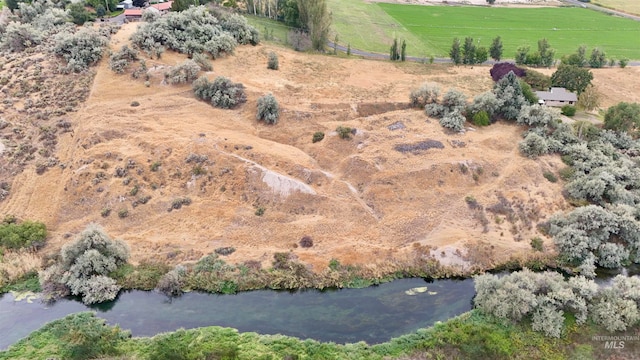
462;37;476;65
390;38;399;61
298;0;331;51
489;36;502;61
400;39;406;62
577;84;600;111
515;45;529;65
538;38;555;67
282;0;300;27
551;64;593;94
6;0;20;10
172;0;198;12
619;58;629;68
475;47;488;64
68;2;94;25
589;47;606;68
486;0;496;4
603;102;640;136
449;38;462;65
0;221;47;250
562;45;587;67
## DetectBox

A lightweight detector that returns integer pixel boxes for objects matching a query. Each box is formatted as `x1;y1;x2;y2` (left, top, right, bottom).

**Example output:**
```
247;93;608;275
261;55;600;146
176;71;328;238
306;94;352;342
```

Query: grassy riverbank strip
3;309;638;359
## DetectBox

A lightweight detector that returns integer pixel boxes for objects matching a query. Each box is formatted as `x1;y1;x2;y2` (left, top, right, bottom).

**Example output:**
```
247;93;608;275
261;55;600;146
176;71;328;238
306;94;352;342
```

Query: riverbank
3;307;639;359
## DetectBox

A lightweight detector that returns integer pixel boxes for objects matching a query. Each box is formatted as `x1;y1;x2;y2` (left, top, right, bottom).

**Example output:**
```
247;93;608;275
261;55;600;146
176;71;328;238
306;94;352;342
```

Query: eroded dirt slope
6;23;633;272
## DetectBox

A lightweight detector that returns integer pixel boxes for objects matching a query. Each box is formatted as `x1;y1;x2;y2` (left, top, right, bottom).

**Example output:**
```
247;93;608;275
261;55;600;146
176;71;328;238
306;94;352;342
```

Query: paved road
561;0;640;21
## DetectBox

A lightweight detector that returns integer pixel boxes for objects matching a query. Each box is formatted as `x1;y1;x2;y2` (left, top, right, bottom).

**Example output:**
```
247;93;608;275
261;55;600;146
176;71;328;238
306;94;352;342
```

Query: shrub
409;82;440;108
50;313;129;360
101;208;111;217
40;224;130;304
425;103;445;118
156;265;185;297
214;247;236;256
543;171;558;183
53;28;109;73
603;102;640;136
256;94;280;124
489;62;526;82
472;111;490;126
441;88;467;114
165;59;201;85
267;51;279;70
118;209;129;218
0;221;47;250
470;92;502;120
142;6;161;22
517;104;559;127
561;105;576;116
439;110;466;132
523;69;551;90
519;132;549;158
312;131;325;143
109;45;139;74
519;80;538;105
130;6;256;59
255;206;265;216
336;126;352;139
193;76;247;109
530;237;544;251
192;52;212;71
131;101;140;107
299;236;313;248
1;22;41;53
619;58;629;68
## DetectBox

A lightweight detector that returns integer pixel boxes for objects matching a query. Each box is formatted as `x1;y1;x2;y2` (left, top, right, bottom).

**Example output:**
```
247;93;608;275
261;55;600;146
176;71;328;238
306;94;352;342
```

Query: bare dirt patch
2;23;638;274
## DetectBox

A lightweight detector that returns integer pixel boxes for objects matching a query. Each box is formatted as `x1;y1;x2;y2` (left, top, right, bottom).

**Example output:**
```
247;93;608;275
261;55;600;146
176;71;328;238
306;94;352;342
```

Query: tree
390;38;399;61
603;102;640;136
538;38;555;67
562;45;587;67
486;0;496;4
400;39;406;62
494;71;527;120
68;3;94;25
298;0;331;51
450;38;462;65
6;0;19;10
515;46;529;65
589;47;606;68
551;64;593;94
475;47;488;64
462;37;476;65
489;62;525;82
282;0;300;27
619;58;629;68
577;84;600;111
489;36;503;61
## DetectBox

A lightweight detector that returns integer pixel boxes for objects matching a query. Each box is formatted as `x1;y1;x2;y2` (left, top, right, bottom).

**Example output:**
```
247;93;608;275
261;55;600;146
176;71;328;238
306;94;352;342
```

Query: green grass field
377;5;640;60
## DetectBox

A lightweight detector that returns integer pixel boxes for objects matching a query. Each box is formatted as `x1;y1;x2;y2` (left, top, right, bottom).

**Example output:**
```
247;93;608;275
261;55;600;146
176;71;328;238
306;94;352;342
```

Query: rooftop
535;87;577;102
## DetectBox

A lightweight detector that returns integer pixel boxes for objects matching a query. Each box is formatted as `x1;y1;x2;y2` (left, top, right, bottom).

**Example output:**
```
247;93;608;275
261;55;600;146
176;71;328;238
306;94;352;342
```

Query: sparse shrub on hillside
336;126;352;139
441;89;467;114
256;93;279;124
425;103;445;118
440;110;466;132
165;59;201;85
289;29;311;52
52;27;109;73
40;224;130;304
215;247;236;256
312;131;324;143
299;236;313;248
267;51;279;70
193;76;247;109
192;52;212;71
519;132;549;158
470;92;502;121
109;45;139;74
1;22;42;53
410;82;440;108
219;12;260;45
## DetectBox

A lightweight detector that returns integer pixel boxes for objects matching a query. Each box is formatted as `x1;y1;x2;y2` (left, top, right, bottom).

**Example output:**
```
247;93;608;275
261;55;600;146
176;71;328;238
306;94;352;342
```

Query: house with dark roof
535;87;578;107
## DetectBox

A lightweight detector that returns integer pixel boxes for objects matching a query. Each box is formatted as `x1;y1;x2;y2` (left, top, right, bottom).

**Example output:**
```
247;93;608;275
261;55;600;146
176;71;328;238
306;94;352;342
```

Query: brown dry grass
0;251;41;286
1;23;639;275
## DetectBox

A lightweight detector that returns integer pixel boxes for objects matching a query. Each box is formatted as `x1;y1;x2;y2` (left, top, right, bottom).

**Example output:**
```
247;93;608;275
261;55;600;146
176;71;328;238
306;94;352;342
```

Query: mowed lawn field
595;0;640;16
377;5;640;59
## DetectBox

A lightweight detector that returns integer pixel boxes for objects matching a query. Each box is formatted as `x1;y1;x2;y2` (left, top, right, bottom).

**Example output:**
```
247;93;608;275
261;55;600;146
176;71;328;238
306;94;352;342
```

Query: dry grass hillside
2;23;639;274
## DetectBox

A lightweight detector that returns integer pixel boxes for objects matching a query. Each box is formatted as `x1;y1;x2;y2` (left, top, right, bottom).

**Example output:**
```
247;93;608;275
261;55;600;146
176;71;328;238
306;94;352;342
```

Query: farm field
594;0;640;16
377;4;640;59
